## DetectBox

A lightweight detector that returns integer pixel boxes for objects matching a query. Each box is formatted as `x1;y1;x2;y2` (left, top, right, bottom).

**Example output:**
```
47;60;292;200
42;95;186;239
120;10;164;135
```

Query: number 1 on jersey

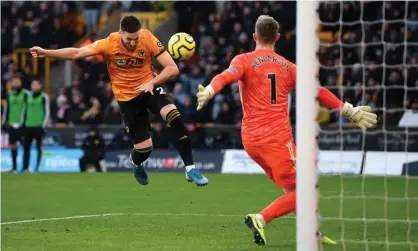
268;73;277;104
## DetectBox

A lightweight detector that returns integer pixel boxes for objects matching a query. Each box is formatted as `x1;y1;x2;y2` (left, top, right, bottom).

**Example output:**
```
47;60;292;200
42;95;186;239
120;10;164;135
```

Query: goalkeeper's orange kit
85;30;165;101
210;48;343;190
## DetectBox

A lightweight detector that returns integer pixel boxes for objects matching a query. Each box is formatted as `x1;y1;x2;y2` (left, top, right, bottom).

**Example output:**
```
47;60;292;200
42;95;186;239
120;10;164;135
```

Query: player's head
31;80;42;92
10;76;22;89
253;15;280;46
120;15;141;51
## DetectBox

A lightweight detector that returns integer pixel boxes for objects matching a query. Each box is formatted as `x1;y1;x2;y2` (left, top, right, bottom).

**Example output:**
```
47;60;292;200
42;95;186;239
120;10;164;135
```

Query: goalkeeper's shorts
245;141;296;190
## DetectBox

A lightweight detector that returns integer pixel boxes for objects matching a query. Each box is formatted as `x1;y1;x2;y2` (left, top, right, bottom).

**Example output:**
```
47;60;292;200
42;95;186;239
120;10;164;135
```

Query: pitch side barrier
2;125;416;151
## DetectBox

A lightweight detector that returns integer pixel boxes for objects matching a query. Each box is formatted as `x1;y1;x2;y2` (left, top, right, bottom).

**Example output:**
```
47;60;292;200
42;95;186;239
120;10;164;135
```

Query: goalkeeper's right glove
341;102;378;130
196;84;214;111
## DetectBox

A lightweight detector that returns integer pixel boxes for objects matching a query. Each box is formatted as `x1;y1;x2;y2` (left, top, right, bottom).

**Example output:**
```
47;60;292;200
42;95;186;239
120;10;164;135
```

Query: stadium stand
1;1;417;149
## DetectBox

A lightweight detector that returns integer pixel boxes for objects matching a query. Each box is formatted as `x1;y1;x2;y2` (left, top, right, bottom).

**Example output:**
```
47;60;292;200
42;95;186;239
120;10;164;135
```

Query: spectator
179;96;196;123
216;102;235;125
83;1;100;34
172;82;188;107
187;66;207;94
103;99;122;125
55;94;70;124
152;122;170;149
79;127;106;172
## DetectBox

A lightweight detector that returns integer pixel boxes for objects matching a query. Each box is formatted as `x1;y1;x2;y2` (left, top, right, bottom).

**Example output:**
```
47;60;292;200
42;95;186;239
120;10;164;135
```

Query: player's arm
289;64;377;129
317;87;377;129
29;46;95;60
29;38;108;60
151;51;180;86
2;97;9;126
317;87;344;111
135;31;179;94
196;56;245;111
41;93;50;128
135;51;179;94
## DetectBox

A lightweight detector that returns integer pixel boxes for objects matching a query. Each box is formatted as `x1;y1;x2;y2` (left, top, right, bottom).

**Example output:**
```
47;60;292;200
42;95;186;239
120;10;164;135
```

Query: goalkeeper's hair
120;16;141;33
255;15;280;44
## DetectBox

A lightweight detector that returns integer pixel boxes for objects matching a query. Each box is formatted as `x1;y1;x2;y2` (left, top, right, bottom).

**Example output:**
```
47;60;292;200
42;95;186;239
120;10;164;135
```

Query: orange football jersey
86;29;165;101
224;49;296;146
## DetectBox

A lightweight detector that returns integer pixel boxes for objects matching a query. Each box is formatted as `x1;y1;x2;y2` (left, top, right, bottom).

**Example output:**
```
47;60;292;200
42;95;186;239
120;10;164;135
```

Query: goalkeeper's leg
244;143;336;245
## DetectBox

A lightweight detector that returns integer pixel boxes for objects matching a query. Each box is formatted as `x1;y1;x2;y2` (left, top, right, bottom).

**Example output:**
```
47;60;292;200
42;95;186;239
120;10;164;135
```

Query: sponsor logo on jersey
114;57;144;68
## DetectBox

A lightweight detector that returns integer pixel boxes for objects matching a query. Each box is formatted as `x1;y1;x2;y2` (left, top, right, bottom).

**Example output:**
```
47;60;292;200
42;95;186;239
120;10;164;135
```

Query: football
167;32;196;60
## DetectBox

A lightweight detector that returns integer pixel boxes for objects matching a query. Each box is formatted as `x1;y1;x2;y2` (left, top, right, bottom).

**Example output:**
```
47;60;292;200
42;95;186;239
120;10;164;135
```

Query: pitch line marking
1;213;125;225
3;213;416;225
2;212;287;225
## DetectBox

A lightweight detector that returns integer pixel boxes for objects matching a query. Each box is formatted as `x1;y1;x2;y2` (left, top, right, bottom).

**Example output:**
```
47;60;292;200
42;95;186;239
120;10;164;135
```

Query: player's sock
166;109;194;166
260;191;296;224
131;147;151;185
11;145;17;171
35;143;42;170
185;165;194;172
131;146;153;166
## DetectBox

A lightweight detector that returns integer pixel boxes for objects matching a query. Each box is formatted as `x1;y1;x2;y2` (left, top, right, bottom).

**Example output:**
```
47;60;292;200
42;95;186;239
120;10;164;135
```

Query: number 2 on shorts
156;87;166;95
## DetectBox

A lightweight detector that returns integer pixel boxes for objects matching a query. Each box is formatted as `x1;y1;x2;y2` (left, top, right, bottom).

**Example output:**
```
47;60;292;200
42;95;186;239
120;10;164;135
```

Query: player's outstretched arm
29;46;95;60
317;87;377;129
196;56;244;111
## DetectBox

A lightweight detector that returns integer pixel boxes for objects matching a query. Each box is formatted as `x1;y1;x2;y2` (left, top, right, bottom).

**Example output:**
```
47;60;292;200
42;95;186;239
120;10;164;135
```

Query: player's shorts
24;127;45;143
117;85;174;144
7;127;23;145
245;141;296;190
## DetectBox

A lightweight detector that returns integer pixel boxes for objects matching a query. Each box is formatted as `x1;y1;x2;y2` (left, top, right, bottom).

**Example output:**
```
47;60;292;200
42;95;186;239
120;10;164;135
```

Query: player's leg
8;128;19;173
131;138;153;185
119;97;152;185
79;155;88;172
257;142;297;226
243;145;276;245
247;142;297;231
249;142;336;245
22;128;34;173
148;86;208;186
34;127;44;172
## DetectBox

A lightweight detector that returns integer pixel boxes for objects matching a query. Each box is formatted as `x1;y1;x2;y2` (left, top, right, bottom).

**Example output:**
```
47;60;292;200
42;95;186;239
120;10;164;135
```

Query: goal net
297;1;418;251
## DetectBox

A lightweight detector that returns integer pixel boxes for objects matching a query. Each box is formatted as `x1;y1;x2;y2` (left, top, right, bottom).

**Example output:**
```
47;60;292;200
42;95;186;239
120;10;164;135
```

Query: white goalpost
296;1;320;251
297;1;418;251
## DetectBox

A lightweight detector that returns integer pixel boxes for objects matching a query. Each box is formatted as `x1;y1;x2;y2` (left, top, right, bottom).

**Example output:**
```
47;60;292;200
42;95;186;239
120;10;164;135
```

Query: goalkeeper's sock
166;109;194;166
260;191;296;224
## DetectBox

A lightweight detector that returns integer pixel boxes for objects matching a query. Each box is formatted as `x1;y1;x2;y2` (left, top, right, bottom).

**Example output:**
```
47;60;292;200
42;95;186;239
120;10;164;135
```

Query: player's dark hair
120;16;141;33
255;15;280;44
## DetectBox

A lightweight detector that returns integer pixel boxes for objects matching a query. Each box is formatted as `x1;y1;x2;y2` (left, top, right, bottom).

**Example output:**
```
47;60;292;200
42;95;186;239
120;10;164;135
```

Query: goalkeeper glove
341;102;378;130
196;84;214;111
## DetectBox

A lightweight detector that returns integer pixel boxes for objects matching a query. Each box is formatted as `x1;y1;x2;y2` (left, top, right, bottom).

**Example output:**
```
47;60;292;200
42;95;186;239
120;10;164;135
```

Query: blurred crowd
317;1;418;126
54;1;296;129
1;1;82;98
1;1;171;126
2;1;417;139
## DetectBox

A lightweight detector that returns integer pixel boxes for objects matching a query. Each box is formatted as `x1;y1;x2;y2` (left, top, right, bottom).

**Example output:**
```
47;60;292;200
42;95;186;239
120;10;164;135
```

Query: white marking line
4;213;415;226
1;213;124;225
1;212;279;225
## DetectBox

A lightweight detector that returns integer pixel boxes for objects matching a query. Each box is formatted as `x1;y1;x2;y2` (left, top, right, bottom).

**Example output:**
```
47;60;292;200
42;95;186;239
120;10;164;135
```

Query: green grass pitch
2;173;418;251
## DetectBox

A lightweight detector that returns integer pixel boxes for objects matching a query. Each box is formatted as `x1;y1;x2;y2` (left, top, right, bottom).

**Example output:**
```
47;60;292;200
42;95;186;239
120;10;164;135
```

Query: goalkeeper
196;15;377;246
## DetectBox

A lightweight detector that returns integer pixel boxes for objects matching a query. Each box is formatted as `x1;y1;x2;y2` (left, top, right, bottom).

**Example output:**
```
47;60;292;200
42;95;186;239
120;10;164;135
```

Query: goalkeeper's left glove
341;102;378;130
196;84;214;111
